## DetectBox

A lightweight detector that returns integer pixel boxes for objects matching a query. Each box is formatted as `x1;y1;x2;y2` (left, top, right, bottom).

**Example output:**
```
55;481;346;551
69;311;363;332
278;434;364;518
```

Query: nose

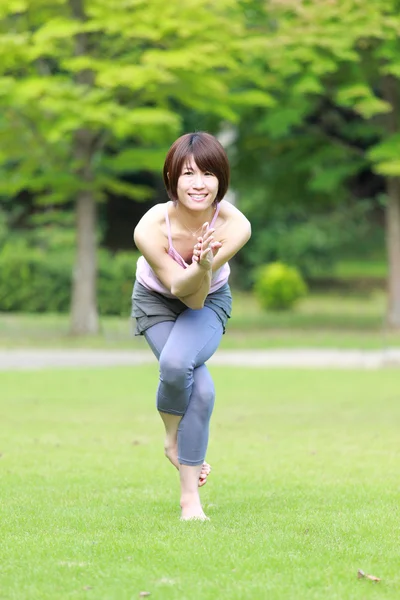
193;172;205;188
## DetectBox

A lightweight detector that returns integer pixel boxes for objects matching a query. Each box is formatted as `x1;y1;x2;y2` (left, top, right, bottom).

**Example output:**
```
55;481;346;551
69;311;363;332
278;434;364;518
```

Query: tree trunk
69;0;99;335
382;75;400;329
385;177;400;329
71;187;99;334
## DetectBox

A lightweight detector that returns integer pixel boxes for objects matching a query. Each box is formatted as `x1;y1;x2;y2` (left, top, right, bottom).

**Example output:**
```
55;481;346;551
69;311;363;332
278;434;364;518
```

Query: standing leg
178;364;215;467
177;364;215;518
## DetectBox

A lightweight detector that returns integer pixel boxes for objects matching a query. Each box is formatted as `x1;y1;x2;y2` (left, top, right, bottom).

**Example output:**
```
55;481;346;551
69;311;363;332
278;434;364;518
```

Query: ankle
180;492;201;509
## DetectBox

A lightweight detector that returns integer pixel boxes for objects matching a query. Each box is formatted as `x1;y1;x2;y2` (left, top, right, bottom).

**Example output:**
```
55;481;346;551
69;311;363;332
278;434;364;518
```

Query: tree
233;0;400;327
248;0;400;328
0;0;268;333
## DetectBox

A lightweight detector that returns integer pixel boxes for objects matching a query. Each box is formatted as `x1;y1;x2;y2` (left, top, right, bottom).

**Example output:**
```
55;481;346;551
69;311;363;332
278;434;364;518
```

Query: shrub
0;240;140;316
97;250;140;316
254;262;308;311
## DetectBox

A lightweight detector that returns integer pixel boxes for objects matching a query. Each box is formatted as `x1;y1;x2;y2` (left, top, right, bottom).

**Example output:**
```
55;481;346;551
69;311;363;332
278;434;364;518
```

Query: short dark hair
163;132;230;203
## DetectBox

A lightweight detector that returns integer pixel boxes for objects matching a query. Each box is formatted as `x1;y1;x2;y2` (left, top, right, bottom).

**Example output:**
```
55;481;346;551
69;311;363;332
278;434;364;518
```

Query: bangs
185;136;222;175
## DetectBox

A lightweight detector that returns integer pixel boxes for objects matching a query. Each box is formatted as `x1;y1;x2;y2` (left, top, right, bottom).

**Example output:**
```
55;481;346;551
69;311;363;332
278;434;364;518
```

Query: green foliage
260;0;400;179
0;209;8;245
0;0;276;332
232;0;400;271
97;250;139;316
0;241;139;316
0;0;267;204
0;241;72;313
254;262;307;311
230;1;400;286
234;195;374;290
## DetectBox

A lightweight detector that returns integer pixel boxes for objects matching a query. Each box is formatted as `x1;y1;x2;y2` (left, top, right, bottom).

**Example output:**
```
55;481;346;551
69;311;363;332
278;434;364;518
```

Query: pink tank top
135;203;230;298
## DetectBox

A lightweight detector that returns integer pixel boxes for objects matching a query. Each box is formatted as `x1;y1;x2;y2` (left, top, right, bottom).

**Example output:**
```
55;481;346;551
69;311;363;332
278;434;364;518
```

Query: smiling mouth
189;194;208;200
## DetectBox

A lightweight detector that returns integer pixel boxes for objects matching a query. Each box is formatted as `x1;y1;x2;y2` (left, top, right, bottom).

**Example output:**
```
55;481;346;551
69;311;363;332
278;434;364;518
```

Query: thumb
211;241;222;257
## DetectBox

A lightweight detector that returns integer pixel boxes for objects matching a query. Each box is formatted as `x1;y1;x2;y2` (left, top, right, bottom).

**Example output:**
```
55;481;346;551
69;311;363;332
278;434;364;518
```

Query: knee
159;353;192;388
193;383;215;418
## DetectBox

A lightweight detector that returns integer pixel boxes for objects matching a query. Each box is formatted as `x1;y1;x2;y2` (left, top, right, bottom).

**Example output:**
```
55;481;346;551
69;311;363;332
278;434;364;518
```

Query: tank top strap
164;203;173;248
209;202;220;228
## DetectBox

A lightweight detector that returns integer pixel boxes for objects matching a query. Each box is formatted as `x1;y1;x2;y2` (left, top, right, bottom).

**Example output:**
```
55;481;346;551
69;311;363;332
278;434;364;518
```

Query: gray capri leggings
144;306;223;466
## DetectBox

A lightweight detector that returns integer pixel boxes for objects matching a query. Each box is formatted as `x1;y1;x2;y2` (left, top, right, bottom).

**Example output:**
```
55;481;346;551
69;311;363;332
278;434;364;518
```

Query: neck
175;202;216;230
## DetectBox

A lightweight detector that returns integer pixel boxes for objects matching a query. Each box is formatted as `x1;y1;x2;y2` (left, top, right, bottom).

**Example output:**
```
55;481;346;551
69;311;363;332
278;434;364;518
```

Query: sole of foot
180;508;210;521
199;462;211;487
180;515;210;521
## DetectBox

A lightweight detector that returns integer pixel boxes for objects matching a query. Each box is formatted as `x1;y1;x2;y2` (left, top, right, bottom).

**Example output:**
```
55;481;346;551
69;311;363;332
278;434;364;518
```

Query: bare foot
199;462;211;487
180;494;209;521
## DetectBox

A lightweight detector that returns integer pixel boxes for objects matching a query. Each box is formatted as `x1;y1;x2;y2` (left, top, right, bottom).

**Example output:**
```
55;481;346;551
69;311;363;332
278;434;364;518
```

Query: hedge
0;241;140;316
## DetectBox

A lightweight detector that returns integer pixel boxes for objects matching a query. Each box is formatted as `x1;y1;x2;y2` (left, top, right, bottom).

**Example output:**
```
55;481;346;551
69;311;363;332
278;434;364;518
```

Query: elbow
191;301;205;310
187;302;205;310
170;284;181;298
246;220;252;241
133;227;141;250
180;296;205;310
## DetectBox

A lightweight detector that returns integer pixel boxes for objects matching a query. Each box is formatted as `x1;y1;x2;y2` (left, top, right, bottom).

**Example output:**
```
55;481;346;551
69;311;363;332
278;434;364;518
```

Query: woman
133;131;251;520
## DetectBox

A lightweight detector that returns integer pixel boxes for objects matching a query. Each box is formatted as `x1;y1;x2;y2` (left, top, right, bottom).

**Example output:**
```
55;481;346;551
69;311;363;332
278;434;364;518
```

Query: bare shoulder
134;203;166;233
218;200;251;237
209;200;251;271
133;203;168;251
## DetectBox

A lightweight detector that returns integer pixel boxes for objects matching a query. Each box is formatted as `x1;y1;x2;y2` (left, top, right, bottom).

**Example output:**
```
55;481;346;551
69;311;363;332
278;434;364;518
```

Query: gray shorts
131;281;232;336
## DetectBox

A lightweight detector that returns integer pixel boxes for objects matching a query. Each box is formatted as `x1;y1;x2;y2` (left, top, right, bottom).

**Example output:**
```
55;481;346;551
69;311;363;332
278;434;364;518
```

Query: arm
177;223;220;308
210;210;251;273
170;260;209;298
133;206;211;301
169;223;216;299
178;268;212;310
182;208;252;309
191;205;252;274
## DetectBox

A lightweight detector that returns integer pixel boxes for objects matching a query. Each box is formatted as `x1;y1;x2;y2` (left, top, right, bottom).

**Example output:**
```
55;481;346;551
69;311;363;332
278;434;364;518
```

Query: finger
202;228;215;243
202;235;214;249
200;247;212;260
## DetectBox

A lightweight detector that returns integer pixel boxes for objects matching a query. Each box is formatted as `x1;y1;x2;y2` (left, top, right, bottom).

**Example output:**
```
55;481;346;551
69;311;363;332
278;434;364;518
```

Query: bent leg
144;313;221;467
144;321;181;467
157;307;222;415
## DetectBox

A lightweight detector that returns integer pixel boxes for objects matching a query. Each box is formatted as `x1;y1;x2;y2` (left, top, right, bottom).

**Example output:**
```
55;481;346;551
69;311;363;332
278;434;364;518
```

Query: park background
1;1;400;599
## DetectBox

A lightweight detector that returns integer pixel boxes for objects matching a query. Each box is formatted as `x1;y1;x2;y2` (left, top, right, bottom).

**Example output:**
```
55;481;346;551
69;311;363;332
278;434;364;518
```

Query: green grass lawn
1;289;399;349
333;259;387;278
1;365;399;599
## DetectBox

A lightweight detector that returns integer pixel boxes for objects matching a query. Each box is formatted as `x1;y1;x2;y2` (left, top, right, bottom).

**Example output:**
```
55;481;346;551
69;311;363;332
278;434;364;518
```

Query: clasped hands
191;222;222;270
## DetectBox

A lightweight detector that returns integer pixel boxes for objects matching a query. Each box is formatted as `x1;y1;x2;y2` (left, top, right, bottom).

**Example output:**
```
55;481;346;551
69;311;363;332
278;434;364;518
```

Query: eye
205;171;214;176
183;169;193;175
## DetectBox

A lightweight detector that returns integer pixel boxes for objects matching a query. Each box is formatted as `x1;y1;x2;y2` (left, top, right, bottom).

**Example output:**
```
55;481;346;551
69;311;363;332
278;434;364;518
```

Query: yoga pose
132;132;251;520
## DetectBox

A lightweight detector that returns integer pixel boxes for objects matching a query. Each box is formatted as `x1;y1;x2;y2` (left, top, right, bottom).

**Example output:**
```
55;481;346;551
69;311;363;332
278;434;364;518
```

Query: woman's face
176;156;219;211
